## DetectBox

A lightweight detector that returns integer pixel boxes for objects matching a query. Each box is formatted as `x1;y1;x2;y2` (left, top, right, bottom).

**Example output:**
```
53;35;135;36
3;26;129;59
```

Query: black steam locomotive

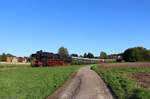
30;50;71;67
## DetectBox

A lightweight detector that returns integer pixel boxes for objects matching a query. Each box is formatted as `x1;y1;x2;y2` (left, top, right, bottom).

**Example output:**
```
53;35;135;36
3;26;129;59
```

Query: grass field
0;63;30;69
92;63;150;99
0;65;81;99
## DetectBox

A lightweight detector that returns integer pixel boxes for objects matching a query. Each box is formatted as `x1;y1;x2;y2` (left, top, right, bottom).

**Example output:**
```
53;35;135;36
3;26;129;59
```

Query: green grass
0;65;81;99
92;65;150;99
0;64;30;69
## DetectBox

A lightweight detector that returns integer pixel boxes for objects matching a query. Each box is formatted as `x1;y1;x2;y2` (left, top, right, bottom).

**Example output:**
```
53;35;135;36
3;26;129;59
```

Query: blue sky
0;0;150;56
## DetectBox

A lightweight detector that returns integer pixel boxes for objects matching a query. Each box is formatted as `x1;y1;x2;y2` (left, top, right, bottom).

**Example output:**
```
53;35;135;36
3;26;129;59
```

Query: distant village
6;56;30;63
0;53;30;63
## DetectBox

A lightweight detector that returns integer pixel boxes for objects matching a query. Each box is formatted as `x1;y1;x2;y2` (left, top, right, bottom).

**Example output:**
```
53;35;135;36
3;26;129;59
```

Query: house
6;57;13;63
6;56;18;63
12;57;18;63
23;57;29;63
6;56;29;63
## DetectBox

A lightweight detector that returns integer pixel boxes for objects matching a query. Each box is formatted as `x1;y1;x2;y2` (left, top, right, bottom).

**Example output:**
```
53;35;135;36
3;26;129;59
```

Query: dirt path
73;66;113;99
48;66;113;99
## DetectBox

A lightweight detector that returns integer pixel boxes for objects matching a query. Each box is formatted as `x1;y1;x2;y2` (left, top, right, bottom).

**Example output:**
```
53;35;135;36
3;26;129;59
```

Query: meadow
0;64;81;99
92;63;150;99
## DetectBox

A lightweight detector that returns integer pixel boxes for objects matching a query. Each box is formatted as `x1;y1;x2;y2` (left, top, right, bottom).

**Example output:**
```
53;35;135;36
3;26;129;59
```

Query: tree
123;47;146;62
71;54;78;57
83;53;87;58
1;53;7;61
100;51;108;59
87;52;94;58
6;53;14;57
145;50;150;61
58;47;69;61
79;55;83;58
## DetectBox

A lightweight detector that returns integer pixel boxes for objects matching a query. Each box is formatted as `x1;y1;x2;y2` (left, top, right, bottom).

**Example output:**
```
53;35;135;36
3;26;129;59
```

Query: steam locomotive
30;50;71;67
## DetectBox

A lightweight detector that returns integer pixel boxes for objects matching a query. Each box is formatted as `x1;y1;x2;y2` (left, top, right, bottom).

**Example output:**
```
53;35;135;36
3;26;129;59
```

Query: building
12;57;18;63
6;57;13;63
6;56;29;63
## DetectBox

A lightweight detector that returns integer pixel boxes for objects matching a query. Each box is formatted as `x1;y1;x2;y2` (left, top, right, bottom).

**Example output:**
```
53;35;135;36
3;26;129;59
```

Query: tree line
68;46;150;62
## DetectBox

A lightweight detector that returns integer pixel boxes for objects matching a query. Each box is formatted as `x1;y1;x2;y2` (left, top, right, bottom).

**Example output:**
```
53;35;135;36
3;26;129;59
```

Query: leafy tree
100;51;108;59
145;50;150;61
83;53;87;58
1;53;7;61
71;54;78;57
123;47;146;62
79;55;83;58
87;52;94;58
6;53;14;57
58;47;69;61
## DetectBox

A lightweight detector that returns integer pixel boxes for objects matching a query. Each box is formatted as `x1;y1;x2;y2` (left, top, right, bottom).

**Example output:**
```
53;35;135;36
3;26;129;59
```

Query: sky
0;0;150;56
